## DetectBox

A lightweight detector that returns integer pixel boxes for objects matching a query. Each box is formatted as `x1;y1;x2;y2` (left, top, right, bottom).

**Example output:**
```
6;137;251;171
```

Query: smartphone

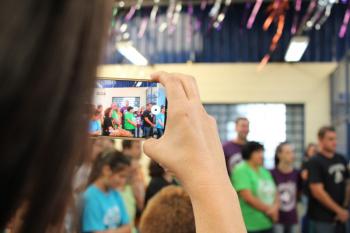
89;78;167;140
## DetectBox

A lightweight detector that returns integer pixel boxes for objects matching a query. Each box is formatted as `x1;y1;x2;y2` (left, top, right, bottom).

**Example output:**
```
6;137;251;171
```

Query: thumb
143;138;161;162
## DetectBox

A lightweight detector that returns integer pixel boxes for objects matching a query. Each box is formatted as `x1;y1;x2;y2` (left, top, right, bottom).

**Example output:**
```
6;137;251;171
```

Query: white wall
93;87;148;109
97;63;337;144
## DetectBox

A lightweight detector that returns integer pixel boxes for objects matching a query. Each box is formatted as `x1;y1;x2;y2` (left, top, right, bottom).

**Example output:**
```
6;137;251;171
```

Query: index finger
151;71;188;106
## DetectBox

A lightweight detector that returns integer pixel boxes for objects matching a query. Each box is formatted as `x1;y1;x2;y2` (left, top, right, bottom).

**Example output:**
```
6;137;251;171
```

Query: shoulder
233;162;247;173
84;185;98;200
335;153;348;163
111;189;123;200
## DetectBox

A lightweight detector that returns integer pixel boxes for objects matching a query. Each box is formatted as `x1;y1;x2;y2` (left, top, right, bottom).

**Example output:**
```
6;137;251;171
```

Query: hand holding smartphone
89;78;167;140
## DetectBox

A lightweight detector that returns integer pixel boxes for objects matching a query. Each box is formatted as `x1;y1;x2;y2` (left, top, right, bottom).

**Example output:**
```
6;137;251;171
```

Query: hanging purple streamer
296;0;317;34
241;2;252;31
247;0;263;29
291;0;302;34
187;3;194;43
125;6;136;22
339;3;350;38
201;0;208;10
138;17;148;38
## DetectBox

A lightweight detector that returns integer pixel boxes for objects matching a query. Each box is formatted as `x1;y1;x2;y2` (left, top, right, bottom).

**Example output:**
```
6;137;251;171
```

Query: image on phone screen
89;79;167;139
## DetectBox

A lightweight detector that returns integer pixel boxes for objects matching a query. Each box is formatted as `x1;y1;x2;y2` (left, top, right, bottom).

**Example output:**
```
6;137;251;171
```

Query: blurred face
307;145;317;158
319;131;337;154
110;167;130;189
147;104;152;111
249;149;264;166
125;141;142;159
161;108;165;114
125;101;129;106
236;119;249;141
279;144;295;164
111;103;117;110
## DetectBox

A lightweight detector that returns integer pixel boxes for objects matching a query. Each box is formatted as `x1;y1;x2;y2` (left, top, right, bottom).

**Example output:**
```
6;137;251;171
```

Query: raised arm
144;72;246;233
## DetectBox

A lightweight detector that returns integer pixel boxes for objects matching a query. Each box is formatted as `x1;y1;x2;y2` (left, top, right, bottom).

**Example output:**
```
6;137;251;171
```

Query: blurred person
82;150;131;233
307;126;349;233
271;142;302;233
121;140;145;233
135;108;143;138
156;106;166;139
223;117;250;175
102;107;114;136
232;141;279;233
120;100;130;115
89;110;102;136
300;143;317;233
142;103;155;138
111;102;122;128
124;107;137;136
145;161;176;206
97;104;104;125
139;186;195;233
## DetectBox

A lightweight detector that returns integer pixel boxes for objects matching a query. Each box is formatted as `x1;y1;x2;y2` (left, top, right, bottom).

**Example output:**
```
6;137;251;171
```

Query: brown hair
0;0;112;232
235;117;249;124
318;126;336;139
140;186;195;233
104;107;113;117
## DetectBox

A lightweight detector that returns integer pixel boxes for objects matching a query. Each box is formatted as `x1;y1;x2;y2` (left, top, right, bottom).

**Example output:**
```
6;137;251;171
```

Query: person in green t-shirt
124;107;137;136
111;102;121;128
231;141;278;233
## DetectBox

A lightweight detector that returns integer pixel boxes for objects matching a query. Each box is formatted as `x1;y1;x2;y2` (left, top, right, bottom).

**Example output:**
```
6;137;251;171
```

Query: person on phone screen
142;103;155;138
156;106;165;138
124;107;137;136
89;110;102;136
307;126;350;233
111;103;122;129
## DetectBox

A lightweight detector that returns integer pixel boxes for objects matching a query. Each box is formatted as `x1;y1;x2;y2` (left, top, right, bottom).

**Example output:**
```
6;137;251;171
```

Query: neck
234;137;246;145
94;179;108;192
278;162;293;173
320;149;334;158
247;161;259;171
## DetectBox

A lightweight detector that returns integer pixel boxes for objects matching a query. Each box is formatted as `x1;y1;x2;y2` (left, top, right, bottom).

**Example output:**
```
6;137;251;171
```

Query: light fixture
116;41;148;66
284;36;309;62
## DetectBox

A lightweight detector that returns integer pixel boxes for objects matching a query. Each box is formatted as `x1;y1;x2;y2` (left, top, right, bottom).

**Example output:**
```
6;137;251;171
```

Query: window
204;104;305;168
112;97;140;108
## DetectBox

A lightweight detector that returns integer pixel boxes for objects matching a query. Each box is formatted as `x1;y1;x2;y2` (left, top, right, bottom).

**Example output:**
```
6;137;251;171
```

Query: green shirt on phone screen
124;112;136;130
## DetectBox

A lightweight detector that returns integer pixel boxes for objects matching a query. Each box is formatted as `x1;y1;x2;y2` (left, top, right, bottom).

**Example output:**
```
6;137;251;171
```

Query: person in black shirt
142;103;155;138
308;126;349;233
102;107;114;136
145;160;176;206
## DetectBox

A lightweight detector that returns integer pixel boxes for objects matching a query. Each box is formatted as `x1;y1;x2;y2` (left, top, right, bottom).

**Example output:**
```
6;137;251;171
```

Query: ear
101;165;112;177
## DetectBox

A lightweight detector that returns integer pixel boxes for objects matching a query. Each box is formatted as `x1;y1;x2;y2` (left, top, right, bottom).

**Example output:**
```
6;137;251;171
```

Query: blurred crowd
7;117;348;233
89;101;165;138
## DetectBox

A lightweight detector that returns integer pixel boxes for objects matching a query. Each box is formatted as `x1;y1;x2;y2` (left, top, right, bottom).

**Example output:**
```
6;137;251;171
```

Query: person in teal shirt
82;151;131;233
155;105;165;138
124;107;137;136
231;141;278;233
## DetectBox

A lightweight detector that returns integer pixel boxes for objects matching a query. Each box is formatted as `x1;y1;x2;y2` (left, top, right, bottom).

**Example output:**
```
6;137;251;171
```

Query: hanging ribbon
241;2;252;31
187;3;194;43
150;0;160;23
138;17;148;38
291;0;302;34
259;0;288;70
247;0;263;29
169;1;183;34
339;1;350;38
315;3;333;30
201;0;208;10
296;0;317;34
213;0;232;30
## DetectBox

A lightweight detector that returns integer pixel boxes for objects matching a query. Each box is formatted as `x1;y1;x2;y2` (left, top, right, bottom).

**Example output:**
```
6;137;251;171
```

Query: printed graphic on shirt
328;163;346;184
103;206;121;229
228;153;243;171
278;182;296;212
257;179;276;205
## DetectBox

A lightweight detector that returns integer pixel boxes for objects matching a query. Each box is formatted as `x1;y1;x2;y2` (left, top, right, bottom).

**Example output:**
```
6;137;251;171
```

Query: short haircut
318;126;336;139
93;109;100;116
235;117;249;125
241;141;264;160
127;106;133;111
140;186;195;233
149;160;165;178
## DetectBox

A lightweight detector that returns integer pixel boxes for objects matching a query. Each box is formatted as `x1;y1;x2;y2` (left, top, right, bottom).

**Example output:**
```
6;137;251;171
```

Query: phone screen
90;79;167;139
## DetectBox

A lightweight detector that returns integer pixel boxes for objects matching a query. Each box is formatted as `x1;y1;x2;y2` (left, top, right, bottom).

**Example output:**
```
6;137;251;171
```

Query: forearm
312;189;343;214
244;195;270;213
188;177;246;233
132;183;145;210
145;118;153;126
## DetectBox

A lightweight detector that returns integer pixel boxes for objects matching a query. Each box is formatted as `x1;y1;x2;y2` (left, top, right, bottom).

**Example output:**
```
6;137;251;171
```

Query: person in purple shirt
270;142;302;233
222;117;249;175
120;100;130;115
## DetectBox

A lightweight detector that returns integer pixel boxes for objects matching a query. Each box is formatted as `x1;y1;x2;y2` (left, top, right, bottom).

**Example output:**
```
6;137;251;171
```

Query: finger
151;72;188;107
171;73;201;102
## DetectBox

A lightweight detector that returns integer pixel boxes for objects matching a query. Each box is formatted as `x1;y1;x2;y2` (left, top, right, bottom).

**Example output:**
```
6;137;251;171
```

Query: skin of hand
143;72;246;233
